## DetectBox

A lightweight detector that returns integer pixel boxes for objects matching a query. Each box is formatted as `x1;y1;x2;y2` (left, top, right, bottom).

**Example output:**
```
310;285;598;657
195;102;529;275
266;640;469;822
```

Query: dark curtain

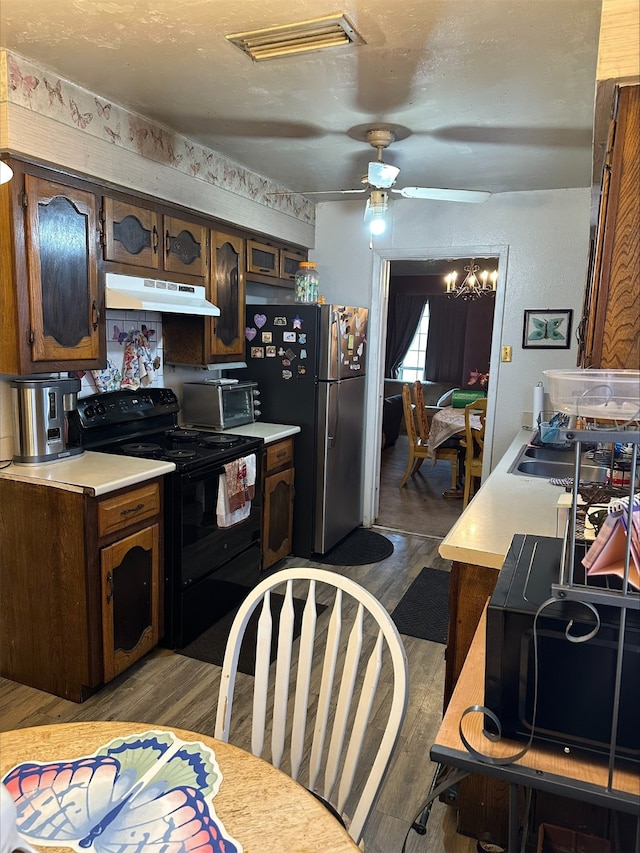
384;293;425;378
424;296;469;384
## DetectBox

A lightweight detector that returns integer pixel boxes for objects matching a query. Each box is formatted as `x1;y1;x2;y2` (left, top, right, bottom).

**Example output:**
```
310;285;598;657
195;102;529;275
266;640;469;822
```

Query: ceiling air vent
225;13;365;61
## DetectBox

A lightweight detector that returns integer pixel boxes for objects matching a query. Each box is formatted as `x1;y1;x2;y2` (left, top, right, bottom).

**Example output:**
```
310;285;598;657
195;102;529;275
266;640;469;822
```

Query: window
398;302;429;382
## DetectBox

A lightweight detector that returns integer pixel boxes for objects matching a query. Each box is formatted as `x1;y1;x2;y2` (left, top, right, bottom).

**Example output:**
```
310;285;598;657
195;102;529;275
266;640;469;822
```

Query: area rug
316;528;394;566
177;594;326;675
390;567;450;644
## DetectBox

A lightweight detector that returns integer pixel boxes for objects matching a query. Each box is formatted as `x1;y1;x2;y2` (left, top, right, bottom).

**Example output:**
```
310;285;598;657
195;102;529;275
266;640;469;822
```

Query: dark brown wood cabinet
208;230;246;361
280;247;306;282
580;83;639;369
163;228;246;365
262;438;295;569
247;238;279;278
102;197;160;269
0;477;163;702
162;214;208;280
0;164;104;374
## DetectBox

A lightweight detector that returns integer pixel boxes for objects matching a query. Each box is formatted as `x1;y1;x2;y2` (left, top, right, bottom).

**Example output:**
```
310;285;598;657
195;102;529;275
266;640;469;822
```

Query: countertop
0;452;176;496
439;428;564;569
216;422;301;443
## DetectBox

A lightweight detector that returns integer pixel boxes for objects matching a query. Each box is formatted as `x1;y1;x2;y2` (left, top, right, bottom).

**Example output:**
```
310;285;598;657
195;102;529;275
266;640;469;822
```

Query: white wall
309;189;592;520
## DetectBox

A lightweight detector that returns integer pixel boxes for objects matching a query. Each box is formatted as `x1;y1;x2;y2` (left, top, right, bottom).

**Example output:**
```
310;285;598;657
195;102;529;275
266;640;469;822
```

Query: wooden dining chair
399;383;431;487
461;397;487;508
411;381;460;492
214;567;409;846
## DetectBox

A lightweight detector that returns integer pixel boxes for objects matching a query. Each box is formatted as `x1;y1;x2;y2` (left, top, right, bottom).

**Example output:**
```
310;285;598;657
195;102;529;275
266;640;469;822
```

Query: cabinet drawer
266;438;294;473
98;482;160;537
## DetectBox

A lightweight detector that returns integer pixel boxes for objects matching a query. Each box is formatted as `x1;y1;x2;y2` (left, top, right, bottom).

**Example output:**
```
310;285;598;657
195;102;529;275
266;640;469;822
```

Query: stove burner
200;434;240;447
165;449;199;460
122;442;162;457
165;428;200;440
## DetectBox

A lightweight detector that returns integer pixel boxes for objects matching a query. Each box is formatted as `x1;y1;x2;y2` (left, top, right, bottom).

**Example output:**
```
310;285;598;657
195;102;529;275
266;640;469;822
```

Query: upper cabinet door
247;239;279;278
25;175;101;363
102;197;159;269
162;215;207;279
208;230;246;360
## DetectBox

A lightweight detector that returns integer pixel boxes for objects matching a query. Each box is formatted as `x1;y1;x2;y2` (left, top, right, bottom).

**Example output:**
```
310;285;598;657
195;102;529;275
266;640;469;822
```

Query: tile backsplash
78;310;164;397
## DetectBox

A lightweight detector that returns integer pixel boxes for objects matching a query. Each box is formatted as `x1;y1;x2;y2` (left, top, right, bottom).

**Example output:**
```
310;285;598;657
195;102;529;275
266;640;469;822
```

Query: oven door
163;455;263;647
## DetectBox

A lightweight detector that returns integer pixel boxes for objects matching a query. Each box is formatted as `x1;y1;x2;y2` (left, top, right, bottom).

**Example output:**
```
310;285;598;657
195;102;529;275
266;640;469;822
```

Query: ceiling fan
301;128;491;234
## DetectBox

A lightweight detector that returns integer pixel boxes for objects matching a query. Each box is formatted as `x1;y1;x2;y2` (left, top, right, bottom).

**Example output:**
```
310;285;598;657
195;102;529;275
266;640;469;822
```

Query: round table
0;722;360;853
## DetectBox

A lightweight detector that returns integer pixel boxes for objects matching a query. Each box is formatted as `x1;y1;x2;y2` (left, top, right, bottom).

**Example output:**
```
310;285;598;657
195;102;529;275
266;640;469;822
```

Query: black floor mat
390;567;450;644
316;528;394;566
177;593;326;674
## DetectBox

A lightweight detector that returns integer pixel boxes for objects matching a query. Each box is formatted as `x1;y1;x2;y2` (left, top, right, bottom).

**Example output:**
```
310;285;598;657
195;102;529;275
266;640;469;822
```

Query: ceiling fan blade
367;161;400;189
392;187;491;203
266;188;366;197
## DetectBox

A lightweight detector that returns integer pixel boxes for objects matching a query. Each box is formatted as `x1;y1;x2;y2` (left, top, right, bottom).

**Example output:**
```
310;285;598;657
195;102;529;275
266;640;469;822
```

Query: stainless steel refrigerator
243;303;368;556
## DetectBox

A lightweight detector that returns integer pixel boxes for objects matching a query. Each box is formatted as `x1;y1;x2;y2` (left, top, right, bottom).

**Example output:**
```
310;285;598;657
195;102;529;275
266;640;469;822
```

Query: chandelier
445;259;498;300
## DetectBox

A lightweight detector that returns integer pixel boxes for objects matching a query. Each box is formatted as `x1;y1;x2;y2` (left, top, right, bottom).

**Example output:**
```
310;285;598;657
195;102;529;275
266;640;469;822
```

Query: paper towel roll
533;382;544;428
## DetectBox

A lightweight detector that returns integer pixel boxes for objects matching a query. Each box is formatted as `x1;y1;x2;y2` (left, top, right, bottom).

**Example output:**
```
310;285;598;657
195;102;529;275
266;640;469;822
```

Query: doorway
361;245;509;531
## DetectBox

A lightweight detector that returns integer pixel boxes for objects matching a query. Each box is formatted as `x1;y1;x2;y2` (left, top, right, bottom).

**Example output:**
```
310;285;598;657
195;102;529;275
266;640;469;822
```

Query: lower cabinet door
100;524;160;682
263;467;294;569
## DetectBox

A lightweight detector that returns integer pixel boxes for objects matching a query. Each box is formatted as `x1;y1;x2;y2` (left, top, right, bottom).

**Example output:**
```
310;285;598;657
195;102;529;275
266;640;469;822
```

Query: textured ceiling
1;0;602;198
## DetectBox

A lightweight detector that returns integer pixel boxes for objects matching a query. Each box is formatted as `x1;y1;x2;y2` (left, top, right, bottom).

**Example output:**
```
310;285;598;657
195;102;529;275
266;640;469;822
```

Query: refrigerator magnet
292;315;303;329
282;369;293;379
250;346;264;358
266;346;276;357
298;365;306;375
245;327;257;341
254;313;267;328
284;348;296;360
283;331;296;342
278;347;286;356
274;316;287;326
261;331;272;343
300;349;307;359
298;333;307;344
282;359;291;366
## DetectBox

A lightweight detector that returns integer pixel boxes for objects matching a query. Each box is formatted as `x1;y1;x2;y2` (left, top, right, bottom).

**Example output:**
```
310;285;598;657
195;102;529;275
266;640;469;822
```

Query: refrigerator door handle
328;381;340;448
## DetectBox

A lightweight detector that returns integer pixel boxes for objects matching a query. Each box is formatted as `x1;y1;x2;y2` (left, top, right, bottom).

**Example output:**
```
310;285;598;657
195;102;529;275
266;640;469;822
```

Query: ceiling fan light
0;161;13;185
369;215;386;235
367;161;400;189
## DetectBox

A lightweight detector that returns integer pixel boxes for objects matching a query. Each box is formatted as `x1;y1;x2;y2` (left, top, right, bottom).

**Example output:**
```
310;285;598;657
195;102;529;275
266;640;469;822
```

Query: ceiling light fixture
226;13;365;61
445;259;498;300
364;189;388;235
0;161;13;185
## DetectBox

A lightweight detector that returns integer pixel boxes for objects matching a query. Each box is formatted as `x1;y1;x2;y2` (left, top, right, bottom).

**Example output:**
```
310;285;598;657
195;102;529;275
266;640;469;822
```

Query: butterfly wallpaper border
522;308;573;349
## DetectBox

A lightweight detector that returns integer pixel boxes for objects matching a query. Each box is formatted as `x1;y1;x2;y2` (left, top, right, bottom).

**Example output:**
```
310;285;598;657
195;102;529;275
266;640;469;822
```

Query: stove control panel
75;388;180;428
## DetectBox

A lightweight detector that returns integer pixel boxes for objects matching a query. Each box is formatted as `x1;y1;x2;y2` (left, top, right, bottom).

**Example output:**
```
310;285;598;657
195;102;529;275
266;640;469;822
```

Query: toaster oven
182;380;260;430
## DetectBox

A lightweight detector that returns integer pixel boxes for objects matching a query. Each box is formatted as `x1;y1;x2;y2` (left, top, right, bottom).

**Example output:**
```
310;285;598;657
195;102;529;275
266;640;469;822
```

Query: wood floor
0;446;473;853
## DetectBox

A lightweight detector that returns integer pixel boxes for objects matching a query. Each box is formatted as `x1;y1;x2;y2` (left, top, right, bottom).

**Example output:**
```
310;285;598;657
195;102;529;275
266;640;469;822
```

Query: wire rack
550;422;639;781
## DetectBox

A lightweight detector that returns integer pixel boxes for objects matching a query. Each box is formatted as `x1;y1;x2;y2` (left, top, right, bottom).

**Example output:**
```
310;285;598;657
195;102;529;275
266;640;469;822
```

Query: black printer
484;534;640;762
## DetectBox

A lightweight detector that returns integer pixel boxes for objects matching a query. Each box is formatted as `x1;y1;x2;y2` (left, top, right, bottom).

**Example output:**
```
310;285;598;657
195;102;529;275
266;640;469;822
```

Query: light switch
501;345;512;362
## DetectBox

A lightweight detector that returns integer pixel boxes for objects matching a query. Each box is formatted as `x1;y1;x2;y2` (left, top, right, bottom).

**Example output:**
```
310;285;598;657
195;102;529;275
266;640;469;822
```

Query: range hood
105;273;220;316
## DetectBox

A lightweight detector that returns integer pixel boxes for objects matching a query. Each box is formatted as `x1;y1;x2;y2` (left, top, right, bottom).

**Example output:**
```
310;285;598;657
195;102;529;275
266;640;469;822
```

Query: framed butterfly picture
522;309;573;349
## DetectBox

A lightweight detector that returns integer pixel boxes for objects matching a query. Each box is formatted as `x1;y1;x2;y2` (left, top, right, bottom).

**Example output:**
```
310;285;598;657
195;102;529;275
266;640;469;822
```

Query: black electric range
69;388;266;648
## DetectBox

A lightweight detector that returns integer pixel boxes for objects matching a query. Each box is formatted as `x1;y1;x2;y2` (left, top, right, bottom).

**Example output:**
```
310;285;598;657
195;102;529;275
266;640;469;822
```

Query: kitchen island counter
0;452;176;496
439;427;562;569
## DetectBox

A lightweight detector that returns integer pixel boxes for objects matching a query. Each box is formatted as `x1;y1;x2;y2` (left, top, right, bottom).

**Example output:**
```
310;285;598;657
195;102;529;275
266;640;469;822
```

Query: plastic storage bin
543;369;640;420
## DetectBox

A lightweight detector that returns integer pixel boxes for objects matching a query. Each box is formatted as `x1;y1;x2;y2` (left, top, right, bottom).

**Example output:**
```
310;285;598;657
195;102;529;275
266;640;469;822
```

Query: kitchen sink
509;444;608;482
522;446;576;463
